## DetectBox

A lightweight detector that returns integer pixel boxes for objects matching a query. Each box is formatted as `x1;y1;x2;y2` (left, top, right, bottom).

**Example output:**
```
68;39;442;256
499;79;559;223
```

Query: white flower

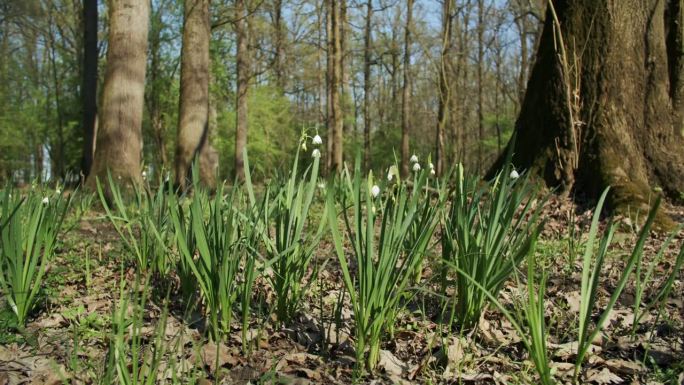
301;141;307;151
410;154;419;163
141;170;148;179
429;162;434;170
387;165;398;181
312;149;321;158
317;182;326;190
42;197;49;205
412;163;421;172
370;185;380;198
55;188;61;195
312;134;323;145
510;169;520;179
430;168;436;176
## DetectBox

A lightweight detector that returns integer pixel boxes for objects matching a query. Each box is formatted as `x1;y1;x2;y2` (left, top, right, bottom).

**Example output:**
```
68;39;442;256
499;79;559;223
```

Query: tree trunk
476;0;485;172
435;0;452;177
326;0;333;173
400;0;413;178
493;0;684;225
234;0;249;182
363;0;372;171
80;0;97;181
175;0;216;190
272;0;285;91
87;0;149;191
330;0;343;172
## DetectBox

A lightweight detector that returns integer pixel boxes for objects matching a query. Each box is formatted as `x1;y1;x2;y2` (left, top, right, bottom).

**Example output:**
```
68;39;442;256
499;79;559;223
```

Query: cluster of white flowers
311;134;323;158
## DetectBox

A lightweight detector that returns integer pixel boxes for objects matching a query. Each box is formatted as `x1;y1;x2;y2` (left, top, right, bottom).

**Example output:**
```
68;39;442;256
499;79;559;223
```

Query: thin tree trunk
273;0;285;91
476;0;485;172
435;0;452;177
234;0;249;182
176;0;215;190
325;0;334;172
87;0;150;191
363;0;373;170
400;0;414;178
328;0;343;172
81;0;97;181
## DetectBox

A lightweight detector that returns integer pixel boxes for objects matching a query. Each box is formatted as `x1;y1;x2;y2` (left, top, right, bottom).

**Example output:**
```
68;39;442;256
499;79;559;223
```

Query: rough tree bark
86;0;149;190
80;0;97;181
492;0;684;224
175;0;217;190
400;0;413;178
234;0;249;182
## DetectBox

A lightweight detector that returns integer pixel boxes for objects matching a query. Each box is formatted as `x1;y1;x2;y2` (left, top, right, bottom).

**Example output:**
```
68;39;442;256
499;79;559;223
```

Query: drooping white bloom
312;149;321;158
430;168;436;176
312;134;323;145
410;154;419;163
370;185;380;198
317;182;326;190
429;162;434;170
301;141;307;151
42;196;49;205
412;163;421;172
510;169;520;179
141;170;147;180
55;188;61;195
387;165;398;181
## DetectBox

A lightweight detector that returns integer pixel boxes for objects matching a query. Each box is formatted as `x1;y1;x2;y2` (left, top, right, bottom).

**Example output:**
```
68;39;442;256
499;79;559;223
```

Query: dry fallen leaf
586;367;622;384
378;349;408;376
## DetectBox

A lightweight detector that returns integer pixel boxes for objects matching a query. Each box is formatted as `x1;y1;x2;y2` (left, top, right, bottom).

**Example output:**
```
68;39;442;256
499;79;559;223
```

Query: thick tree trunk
493;0;684;224
234;0;249;182
80;0;97;181
175;0;216;190
87;0;149;190
363;0;372;171
400;0;413;178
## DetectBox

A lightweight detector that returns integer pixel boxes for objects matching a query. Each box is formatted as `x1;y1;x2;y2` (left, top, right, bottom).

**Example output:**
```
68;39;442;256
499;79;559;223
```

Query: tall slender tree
435;0;453;177
80;0;97;181
400;0;414;178
87;0;150;190
363;0;373;170
234;0;250;181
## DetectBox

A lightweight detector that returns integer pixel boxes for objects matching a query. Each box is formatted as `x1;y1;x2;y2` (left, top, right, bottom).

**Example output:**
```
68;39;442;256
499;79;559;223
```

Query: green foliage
263;146;325;325
215;85;296;180
326;159;438;373
441;163;544;329
101;274;169;385
0;187;70;326
96;174;171;274
573;189;659;383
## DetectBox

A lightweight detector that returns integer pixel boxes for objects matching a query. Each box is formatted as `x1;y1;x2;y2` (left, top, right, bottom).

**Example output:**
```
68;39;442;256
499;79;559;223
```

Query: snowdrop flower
412;162;421;172
317;182;326;190
370;185;380;198
312;149;321;158
55;188;61;195
410;154;419;163
301;141;307;151
510;169;520;179
312;134;323;145
42;196;49;205
429;162;434;170
387;165;398;181
430;168;436;176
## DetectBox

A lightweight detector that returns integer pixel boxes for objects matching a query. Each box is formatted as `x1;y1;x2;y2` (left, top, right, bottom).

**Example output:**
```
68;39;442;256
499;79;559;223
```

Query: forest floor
0;196;683;385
